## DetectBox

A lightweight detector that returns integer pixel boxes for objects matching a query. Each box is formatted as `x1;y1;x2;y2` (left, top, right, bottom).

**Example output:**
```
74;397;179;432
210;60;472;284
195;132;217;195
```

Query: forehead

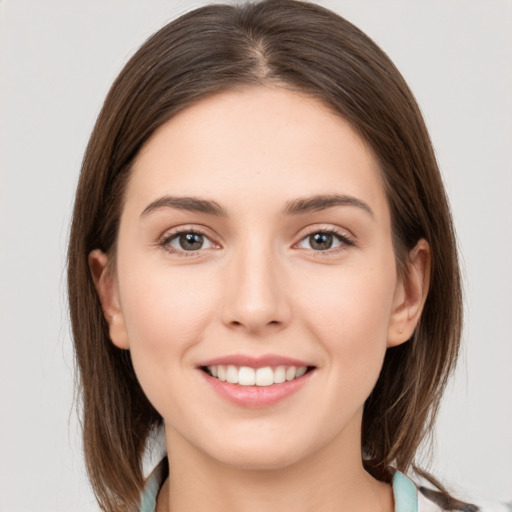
126;86;388;218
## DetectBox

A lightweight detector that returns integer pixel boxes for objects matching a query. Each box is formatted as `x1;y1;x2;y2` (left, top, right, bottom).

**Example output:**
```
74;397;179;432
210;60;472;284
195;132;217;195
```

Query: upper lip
198;354;313;369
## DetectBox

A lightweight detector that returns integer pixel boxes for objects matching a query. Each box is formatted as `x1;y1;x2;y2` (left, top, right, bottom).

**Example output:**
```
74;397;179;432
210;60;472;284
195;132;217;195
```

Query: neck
157;423;393;512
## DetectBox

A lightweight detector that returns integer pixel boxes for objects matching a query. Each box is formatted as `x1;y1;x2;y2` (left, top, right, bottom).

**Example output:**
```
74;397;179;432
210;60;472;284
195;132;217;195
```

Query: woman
67;1;476;510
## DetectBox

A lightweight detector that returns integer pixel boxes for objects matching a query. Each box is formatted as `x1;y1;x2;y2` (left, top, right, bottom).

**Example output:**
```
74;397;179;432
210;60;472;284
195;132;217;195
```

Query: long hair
67;1;463;510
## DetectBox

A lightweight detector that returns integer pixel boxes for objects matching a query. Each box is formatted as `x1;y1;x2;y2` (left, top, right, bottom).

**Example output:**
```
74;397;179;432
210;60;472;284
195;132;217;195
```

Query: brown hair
68;1;464;510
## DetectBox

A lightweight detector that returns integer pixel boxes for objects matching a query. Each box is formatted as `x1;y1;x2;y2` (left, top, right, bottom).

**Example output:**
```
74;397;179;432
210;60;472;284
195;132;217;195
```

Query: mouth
201;364;315;387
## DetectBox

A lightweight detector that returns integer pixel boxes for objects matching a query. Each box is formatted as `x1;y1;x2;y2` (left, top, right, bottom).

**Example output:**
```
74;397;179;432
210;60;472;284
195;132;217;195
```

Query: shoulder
393;471;443;512
393;471;509;512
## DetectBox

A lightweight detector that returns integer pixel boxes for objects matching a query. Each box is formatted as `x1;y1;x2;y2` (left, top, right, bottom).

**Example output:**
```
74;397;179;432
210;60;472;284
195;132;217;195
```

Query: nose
221;241;291;335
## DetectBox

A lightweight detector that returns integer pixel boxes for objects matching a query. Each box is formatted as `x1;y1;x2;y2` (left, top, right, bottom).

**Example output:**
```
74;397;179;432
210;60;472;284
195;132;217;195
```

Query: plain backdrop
1;1;511;510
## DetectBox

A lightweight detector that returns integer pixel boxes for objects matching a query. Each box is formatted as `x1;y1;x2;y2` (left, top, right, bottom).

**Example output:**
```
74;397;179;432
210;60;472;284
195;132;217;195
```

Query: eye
297;230;353;252
163;231;215;253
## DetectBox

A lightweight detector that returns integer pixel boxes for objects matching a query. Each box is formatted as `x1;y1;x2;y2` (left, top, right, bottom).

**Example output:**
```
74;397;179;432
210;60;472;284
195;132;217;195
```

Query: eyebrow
140;193;373;219
283;194;374;217
140;196;227;218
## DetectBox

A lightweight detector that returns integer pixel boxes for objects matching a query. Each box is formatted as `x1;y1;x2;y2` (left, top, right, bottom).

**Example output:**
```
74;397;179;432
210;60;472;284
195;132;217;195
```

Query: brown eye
297;230;353;252
179;233;204;250
309;233;334;250
166;231;214;252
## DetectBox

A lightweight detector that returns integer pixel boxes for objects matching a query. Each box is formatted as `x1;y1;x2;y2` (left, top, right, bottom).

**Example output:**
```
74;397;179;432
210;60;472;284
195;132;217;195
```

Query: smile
204;365;309;386
199;355;316;406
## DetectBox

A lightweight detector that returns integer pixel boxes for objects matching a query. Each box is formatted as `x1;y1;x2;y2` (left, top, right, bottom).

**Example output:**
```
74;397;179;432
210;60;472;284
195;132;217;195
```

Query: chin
198;429;320;472
214;447;304;472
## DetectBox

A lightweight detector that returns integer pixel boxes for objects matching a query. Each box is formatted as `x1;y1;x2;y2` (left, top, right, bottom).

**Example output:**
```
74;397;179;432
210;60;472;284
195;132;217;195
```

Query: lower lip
201;370;314;408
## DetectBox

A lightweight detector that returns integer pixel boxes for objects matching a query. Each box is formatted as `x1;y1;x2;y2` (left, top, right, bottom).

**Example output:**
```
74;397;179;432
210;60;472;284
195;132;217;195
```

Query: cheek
299;260;396;378
116;259;219;387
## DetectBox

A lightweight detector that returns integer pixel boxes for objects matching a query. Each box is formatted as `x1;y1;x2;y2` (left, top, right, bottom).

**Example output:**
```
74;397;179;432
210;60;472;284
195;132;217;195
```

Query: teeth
226;365;238;384
217;365;227;382
274;365;286;384
295;366;307;378
285;366;297;381
239;366;256;386
206;365;309;386
255;367;273;386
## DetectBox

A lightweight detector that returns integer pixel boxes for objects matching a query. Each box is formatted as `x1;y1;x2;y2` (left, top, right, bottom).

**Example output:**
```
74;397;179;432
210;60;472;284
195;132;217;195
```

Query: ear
387;239;431;348
88;249;130;350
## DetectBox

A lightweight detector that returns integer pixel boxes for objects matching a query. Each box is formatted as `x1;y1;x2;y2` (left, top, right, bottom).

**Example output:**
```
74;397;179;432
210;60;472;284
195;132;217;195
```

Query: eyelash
159;227;216;257
158;227;355;256
295;228;355;255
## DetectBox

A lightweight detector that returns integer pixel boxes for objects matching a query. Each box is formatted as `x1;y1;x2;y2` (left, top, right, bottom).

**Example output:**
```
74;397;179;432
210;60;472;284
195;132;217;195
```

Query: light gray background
1;1;511;510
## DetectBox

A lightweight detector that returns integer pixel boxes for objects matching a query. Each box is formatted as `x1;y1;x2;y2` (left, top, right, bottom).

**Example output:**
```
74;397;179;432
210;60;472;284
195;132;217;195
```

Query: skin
90;86;430;512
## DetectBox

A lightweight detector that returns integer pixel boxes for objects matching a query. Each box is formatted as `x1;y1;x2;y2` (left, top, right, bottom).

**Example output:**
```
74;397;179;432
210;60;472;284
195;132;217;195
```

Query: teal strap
392;471;418;512
139;463;163;512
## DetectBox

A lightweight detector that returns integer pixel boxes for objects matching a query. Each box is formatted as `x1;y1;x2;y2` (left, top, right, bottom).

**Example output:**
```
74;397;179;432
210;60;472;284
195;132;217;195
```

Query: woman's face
92;87;426;471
